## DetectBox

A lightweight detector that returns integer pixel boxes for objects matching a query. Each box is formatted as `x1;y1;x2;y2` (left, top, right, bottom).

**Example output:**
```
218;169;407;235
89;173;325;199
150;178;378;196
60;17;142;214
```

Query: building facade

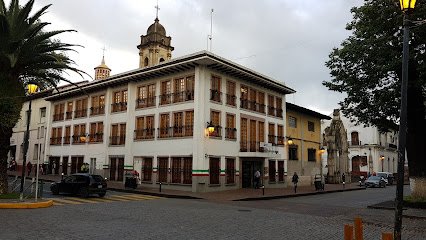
285;103;331;186
321;110;399;180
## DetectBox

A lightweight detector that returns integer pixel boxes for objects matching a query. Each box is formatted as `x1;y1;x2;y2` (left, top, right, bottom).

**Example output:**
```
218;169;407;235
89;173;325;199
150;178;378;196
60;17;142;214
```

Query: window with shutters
72;124;86;144
66;101;73;119
173;112;183;137
53;103;65;121
111;90;127;112
288;116;297;128
160;80;171;105
258;122;265;152
268;95;275;116
159;113;170;138
249;120;257;152
64;126;71;144
91;95;105;115
225;114;236;140
240;85;249;109
209;110;221;138
268;123;276;145
184;110;194;136
308;148;316;161
74;98;88;118
308;121;315;132
258;91;265;113
240;118;248;152
276;97;283;118
89;122;103;143
226;81;236;106
277;125;284;145
110;123;126;145
135;116;155;140
50;127;62;145
289;145;298;160
210;75;222;103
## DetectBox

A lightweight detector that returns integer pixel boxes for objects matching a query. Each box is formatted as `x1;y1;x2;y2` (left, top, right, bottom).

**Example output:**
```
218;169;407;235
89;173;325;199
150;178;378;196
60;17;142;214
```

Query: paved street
1;185;425;240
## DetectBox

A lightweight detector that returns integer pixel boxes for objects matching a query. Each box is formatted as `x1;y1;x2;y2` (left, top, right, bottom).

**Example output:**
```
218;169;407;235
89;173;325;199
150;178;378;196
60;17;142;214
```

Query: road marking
49;194;162;206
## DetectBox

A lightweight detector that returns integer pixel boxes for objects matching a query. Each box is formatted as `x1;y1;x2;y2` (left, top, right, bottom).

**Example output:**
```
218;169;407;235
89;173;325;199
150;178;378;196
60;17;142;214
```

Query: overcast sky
25;0;364;115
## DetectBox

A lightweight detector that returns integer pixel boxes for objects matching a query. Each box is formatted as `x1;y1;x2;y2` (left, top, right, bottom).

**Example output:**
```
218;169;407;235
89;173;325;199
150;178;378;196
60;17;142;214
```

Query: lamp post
380;155;385;172
19;83;38;201
395;1;416;239
206;122;215;136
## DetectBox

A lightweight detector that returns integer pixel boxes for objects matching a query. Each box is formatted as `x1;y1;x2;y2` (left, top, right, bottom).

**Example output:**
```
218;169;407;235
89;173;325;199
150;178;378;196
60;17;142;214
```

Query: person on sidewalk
342;173;346;189
254;169;261;189
292;172;299;193
27;161;32;176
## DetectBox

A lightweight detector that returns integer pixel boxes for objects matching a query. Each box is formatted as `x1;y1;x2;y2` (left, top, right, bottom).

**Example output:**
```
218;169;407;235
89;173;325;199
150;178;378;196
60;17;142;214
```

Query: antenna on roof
207;8;213;52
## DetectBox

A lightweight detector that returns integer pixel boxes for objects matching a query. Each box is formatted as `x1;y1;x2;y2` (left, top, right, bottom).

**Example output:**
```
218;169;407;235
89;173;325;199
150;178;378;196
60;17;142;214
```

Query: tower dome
137;18;174;68
147;18;166;36
94;55;111;81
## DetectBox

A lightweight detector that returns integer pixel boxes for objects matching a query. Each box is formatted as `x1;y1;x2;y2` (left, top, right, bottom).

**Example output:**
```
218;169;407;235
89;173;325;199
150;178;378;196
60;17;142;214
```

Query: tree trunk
0;74;25;194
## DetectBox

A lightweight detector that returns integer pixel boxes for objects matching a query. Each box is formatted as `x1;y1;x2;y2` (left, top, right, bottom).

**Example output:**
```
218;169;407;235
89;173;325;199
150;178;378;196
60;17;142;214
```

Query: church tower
94;55;111;81
137;17;174;68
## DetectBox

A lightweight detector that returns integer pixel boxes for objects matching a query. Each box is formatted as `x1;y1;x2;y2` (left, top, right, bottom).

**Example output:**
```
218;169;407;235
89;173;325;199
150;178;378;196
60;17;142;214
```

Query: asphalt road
1;184;425;240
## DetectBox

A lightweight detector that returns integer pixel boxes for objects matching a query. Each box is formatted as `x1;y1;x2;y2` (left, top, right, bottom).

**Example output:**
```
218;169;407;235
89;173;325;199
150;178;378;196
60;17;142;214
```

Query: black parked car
50;173;107;197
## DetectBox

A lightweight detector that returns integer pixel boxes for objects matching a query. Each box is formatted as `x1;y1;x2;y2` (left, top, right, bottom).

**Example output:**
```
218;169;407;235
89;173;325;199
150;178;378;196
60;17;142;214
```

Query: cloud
23;0;364;115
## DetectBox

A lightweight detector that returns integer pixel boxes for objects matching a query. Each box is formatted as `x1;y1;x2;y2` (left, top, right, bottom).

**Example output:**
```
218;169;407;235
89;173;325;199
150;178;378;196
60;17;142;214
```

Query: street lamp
380;155;385;172
287;137;294;145
19;83;38;201
206;122;215;135
395;1;416;239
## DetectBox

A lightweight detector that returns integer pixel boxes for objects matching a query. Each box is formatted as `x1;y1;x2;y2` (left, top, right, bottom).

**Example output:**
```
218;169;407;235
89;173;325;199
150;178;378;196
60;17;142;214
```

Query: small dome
147;18;166;36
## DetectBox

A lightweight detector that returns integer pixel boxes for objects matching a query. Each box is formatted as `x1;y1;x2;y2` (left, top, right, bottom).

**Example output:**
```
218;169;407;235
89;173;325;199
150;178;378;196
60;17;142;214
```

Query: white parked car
376;172;394;185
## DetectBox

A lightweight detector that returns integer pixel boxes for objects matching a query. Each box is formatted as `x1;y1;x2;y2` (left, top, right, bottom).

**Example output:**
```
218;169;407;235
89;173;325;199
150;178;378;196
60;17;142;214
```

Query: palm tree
0;0;86;193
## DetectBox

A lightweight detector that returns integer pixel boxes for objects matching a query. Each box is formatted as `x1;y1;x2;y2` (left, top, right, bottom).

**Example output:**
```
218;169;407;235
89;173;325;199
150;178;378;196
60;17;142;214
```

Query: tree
324;0;426;197
0;0;85;194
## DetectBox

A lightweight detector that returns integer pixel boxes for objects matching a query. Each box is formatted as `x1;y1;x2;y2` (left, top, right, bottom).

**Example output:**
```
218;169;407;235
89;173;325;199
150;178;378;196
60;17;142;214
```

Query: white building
38;18;295;192
321;110;398;179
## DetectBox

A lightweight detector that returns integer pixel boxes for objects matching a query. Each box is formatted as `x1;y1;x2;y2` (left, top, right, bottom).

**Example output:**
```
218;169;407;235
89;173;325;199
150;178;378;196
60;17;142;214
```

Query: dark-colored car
365;176;386;188
376;172;394;185
50;173;107;197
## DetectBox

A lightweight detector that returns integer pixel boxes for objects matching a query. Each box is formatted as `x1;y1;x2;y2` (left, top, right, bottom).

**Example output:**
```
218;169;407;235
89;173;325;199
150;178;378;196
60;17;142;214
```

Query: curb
233;187;366;201
0;200;53;209
107;187;203;200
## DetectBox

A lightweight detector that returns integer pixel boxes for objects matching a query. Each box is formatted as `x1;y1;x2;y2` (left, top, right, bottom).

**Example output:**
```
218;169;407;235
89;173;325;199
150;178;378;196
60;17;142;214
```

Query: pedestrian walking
292;172;299;193
342;173;346;189
254;169;261;189
27;161;32;176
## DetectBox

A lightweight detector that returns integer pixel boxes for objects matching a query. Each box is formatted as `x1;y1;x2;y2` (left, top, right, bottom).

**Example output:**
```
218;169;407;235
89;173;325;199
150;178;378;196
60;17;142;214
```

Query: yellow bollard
382;232;393;240
344;224;354;240
354;217;363;240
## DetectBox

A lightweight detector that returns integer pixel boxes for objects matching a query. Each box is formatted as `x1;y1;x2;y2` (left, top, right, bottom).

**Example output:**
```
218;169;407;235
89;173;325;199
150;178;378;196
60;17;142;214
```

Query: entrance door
62;157;68;175
110;157;124;181
242;159;262;188
71;156;84;174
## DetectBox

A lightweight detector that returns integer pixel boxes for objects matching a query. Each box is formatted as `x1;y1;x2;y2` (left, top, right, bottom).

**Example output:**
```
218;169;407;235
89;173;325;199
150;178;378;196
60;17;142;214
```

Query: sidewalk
7;171;364;201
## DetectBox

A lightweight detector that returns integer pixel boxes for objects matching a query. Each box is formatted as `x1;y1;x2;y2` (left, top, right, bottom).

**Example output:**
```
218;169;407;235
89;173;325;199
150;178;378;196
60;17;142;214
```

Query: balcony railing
256;103;266;113
74;109;87;118
63;136;71;144
276;108;283;118
173;90;194;103
134;129;155;140
159;93;172;105
210;89;222;103
157;125;194;138
268;106;276;116
158;127;173;138
90;106;105;116
52;114;64;122
240;141;264;152
208;126;222;138
111;102;127;112
50;137;62;145
110;136;126;145
240;98;249;109
136;97;156;109
72;135;86;144
65;111;72;120
225;128;237;140
226;94;236;106
89;133;103;143
268;135;277;146
276;136;284;146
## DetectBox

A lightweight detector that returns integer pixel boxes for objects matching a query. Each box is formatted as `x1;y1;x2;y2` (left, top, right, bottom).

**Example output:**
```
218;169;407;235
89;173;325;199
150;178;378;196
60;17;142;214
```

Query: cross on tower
155;0;160;19
101;46;106;57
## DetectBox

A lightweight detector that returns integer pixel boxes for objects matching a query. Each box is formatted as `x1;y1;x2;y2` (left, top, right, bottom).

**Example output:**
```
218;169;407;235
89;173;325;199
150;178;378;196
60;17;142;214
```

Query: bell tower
94;53;111;81
137;4;173;68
